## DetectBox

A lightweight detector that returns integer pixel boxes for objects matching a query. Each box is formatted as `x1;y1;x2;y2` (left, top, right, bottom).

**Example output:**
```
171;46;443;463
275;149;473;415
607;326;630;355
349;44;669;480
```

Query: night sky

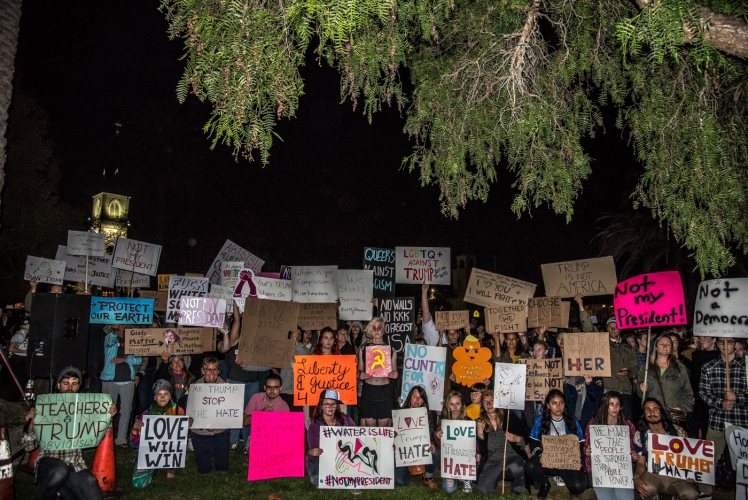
11;1;640;290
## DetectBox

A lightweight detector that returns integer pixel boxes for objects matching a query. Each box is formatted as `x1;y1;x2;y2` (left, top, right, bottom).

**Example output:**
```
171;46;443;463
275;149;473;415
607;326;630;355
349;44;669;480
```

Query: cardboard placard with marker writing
563;332;611;377
463;268;536;309
435;310;470;331
527;297;564;328
237;298;299;368
485;305;527;334
124;327;216;356
541;257;617;297
296;303;337;330
541;434;581;470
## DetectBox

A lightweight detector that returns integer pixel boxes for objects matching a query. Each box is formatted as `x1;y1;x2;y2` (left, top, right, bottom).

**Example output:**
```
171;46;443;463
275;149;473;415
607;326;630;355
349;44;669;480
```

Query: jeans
395;448;440;485
102;381;135;445
137;366;156;415
190;430;229;473
476;454;525;495
306;455;319;486
36;457;103;500
593;486;635;500
227;379;259;445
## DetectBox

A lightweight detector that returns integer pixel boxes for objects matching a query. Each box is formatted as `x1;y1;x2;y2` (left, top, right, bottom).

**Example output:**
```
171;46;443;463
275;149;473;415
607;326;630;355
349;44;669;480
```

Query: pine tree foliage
161;0;748;277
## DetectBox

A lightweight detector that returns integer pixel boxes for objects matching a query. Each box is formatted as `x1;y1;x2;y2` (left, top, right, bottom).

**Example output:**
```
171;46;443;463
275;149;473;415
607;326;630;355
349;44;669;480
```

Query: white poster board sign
111;237;162;277
395;247;450;285
393;408;433;467
493;363;526;410
693;278;748;338
401;344;447;412
208;284;234;315
255;277;293;301
136;415;189;469
292;266;339;303
726;423;748;468
167;276;210;323
647;433;715;485
440;420;476;480
207;240;264;285
66;230;107;256
55;246;115;288
178;297;226;328
338;269;373;321
738;458;748;500
24;256;65;285
590;425;633;489
219;261;244;289
185;383;244;429
318;426;395;489
115;268;150;288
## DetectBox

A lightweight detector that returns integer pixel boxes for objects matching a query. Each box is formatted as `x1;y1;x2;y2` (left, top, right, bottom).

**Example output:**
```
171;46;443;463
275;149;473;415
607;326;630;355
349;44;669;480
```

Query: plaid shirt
699;356;748;431
635;348;648;367
22;433;87;472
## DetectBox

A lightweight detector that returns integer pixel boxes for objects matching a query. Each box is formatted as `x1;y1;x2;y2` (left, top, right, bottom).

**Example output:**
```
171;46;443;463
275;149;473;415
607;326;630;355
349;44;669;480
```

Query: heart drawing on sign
404;417;412;427
499;313;515;323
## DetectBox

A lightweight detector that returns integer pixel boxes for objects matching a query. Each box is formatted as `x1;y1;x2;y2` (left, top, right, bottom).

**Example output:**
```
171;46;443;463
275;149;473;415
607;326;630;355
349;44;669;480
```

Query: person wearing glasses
189;356;230;474
358;317;398;427
699;336;748;498
306;389;356;485
243;374;289;456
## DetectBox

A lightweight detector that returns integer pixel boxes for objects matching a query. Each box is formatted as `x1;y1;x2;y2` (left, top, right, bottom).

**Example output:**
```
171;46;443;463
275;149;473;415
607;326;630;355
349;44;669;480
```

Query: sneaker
463;480;472;493
554;476;566;487
230;443;239;452
187;439;194;451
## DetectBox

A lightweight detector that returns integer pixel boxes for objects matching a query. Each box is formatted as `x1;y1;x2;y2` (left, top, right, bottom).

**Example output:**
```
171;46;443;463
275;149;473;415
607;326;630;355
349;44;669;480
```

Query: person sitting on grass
306;389;356;486
394;385;439;489
243;373;289;455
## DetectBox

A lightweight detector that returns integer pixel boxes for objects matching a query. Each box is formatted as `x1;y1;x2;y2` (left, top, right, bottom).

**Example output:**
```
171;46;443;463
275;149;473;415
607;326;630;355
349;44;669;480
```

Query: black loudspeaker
27;294;92;378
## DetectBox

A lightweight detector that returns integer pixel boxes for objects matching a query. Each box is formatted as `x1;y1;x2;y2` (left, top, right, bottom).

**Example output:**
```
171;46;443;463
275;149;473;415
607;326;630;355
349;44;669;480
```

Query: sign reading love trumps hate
395;247;450;285
90;297;154;324
393;408;432;467
33;393;113;450
693;279;748;338
614;271;686;329
137;415;190;470
248;412;305;481
293;355;357;406
440;420;476;480
186;383;243;429
647;433;715;485
111;237;162;276
401;344;447;412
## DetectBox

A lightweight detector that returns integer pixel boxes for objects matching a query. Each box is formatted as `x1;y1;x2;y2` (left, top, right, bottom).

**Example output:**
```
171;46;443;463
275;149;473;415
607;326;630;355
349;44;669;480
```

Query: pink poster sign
366;345;392;378
247;412;305;481
613;271;686;329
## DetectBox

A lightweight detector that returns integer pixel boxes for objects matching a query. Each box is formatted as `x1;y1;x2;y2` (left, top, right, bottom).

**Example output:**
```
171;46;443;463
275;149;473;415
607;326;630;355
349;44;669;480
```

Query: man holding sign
22;366;117;500
189;357;231;474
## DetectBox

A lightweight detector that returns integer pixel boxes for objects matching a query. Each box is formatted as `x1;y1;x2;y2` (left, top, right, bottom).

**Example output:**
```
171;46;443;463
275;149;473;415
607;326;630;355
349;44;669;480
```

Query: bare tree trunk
0;0;23;220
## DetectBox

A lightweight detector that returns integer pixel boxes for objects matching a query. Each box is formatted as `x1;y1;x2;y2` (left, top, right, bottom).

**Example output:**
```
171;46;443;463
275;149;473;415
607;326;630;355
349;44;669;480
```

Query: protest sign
542;435;581;470
694;279;748;338
185;273;204;278
33;393;113;450
207;284;234;316
563;332;612;377
485;305;527;334
435;310;469;331
294;355;357;406
125;327;216;356
614;271;686;329
137;415;190;470
739;459;748;500
292;266;339;303
452;336;494;386
395;246;450;285
66;230;106;257
237;298;299;368
166;276;209;323
338;269;374;321
365;345;392;377
393;408;433;467
527;296;564;328
111;237;161;276
493;363;526;409
25;256;65;285
518;358;564;402
647;433;715;485
440;420;476;480
318;426;395;489
248;412;305;481
139;290;167;311
296;303;337;330
255;277;292;301
55;246;115;288
207;239;265;284
219;261;244;289
279;266;292;280
401;344;447;411
589;425;634;489
541;257;618;297
178;297;226;328
363;247;395;298
157;274;175;292
379;297;415;355
463;268;536;309
726;424;748;469
186;383;244;429
90;296;154;325
256;272;280;279
115;268;150;288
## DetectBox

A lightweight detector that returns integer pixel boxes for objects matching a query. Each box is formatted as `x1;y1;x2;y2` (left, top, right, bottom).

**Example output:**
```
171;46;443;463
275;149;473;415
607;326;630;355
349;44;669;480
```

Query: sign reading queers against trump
137;415;190;470
186;383;244;429
541;257;618;297
90;296;154;324
395;247;450;285
614;271;687;329
34;393;113;450
693;278;748;337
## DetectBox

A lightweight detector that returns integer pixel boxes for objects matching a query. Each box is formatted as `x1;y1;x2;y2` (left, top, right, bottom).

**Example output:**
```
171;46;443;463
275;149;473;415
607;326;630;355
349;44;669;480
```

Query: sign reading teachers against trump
363;247;395;298
248;412;305;481
589;425;633;489
337;269;373;321
207;239;264;284
401;344;446;411
647;433;715;485
111;237;162;276
178;297;226;328
292;266;339;302
318;426;395;489
541;257;618;297
66;230;107;256
167;276;210;323
693;279;748;338
34;393;113;450
614;271;686;329
186;383;243;429
25;256;66;285
464;268;536;309
395;247;450;285
440;420;476;480
393;408;432;467
90;296;154;324
137;415;190;470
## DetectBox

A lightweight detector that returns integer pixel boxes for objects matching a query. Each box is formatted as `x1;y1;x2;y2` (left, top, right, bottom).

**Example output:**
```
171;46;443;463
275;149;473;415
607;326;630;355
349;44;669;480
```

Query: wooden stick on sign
641;327;651;406
501;414;509;496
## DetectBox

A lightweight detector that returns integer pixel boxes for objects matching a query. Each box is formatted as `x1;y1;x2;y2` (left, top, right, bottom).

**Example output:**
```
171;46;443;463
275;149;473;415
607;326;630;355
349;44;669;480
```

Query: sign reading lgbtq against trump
614;271;686;329
541;257;618;297
34;393;113;450
248;412;305;481
186;383;243;429
90;296;154;324
137;415;190;470
693;278;748;338
318;426;395;489
395;247;450;285
111;237;162;276
648;433;715;485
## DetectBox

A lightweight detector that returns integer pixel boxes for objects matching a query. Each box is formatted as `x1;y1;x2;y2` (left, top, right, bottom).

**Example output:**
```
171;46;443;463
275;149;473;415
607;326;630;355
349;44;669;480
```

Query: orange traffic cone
0;427;16;500
18;445;39;474
91;427;117;495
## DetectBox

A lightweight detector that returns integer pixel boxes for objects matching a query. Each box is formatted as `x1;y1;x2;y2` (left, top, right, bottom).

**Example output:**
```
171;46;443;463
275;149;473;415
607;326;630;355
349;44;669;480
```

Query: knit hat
153;379;173;395
56;365;83;385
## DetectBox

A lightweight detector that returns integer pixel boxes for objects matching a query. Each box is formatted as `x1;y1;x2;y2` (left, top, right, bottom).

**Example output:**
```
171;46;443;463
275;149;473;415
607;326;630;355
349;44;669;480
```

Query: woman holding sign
394;386;439;489
435;391;473;493
358;317;398;427
306;390;356;486
524;389;587;499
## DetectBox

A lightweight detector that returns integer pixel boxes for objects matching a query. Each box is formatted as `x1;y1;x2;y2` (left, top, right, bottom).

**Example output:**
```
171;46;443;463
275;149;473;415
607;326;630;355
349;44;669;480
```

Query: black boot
537;481;551;500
